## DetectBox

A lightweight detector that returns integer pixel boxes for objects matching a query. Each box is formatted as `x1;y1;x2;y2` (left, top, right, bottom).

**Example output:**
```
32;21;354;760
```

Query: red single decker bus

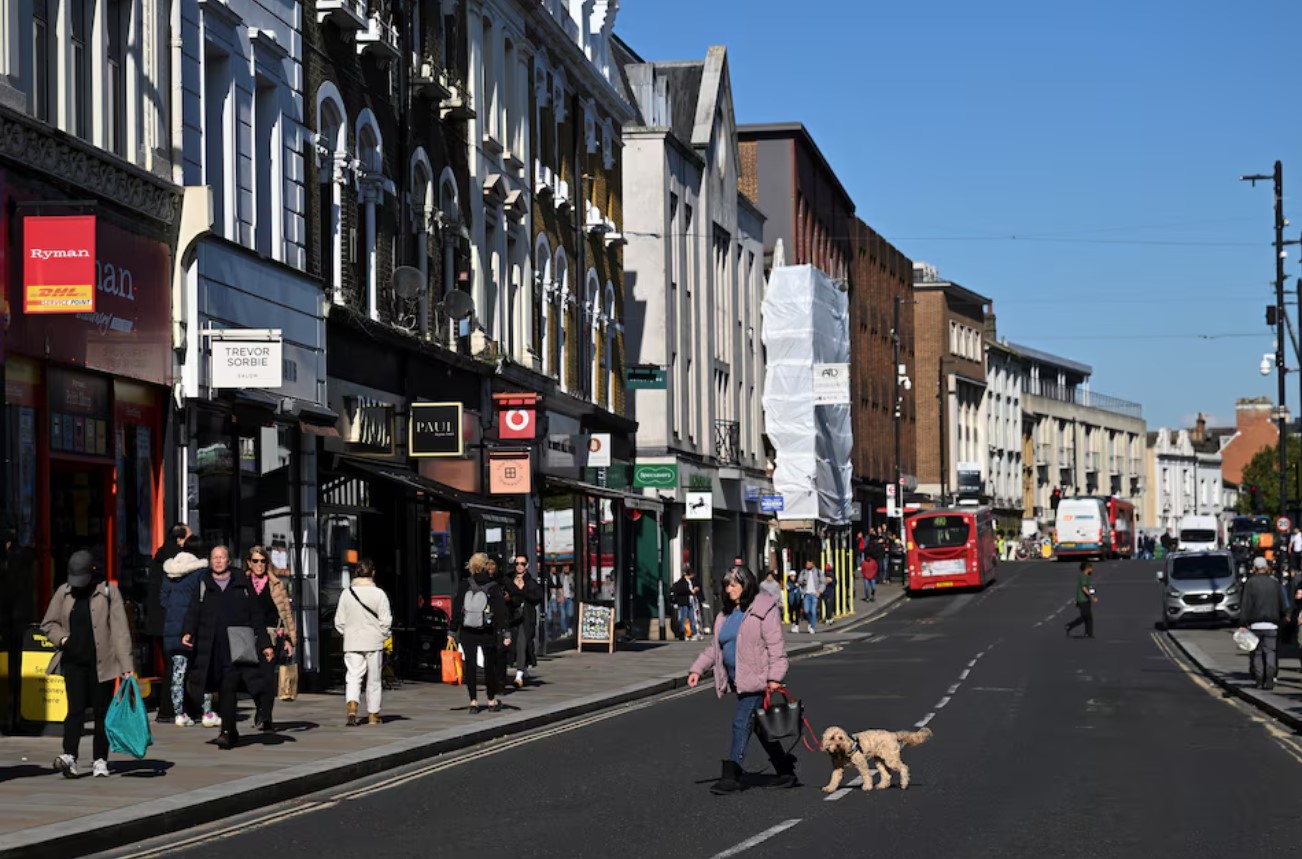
1104;497;1135;559
906;507;997;592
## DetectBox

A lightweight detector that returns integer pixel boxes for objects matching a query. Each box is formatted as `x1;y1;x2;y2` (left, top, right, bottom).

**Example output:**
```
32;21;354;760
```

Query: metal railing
1022;379;1143;419
714;419;740;466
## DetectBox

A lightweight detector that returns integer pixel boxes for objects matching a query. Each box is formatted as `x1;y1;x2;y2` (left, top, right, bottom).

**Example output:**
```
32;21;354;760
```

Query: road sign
626;365;667;390
1278;516;1292;533
760;495;784;513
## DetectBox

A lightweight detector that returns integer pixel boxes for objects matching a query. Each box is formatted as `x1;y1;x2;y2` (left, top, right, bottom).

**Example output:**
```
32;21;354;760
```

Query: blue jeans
730;692;766;763
677;605;693;637
863;578;876;600
802;594;819;630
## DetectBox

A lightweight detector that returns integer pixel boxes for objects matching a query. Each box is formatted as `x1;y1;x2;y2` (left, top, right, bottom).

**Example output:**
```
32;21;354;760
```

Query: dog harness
849;736;862;755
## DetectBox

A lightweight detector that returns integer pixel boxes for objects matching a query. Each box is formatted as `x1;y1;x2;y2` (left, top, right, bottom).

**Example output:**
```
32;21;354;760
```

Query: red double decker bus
1104;497;1135;559
905;507;997;592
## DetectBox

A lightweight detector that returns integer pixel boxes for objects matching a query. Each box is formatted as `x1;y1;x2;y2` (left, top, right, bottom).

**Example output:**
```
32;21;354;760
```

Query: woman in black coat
502;555;543;688
452;552;511;714
181;545;273;749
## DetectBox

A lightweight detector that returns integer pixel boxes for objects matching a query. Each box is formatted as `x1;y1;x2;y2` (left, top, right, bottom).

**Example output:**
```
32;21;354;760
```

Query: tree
1237;436;1302;515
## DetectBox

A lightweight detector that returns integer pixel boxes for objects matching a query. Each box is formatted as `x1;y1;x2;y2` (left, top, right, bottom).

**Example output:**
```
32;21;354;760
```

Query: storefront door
49;463;113;584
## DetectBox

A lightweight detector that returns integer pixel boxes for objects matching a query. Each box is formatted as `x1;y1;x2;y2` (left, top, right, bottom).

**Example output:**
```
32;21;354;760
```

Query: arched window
315;83;346;304
584;269;600;400
437;167;461;331
534;234;551;373
409;148;434;336
603;281;617;409
554;248;568;389
356;109;384;319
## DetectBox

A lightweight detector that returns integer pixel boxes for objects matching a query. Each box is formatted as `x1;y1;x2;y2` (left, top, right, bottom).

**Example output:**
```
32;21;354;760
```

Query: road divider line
823;775;863;802
709;819;804;858
915;712;935;729
935;696;952;709
947;683;960;695
959;669;970;680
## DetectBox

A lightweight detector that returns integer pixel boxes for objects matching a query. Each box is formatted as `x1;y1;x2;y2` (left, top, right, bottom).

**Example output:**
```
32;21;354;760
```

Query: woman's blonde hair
467;552;491;575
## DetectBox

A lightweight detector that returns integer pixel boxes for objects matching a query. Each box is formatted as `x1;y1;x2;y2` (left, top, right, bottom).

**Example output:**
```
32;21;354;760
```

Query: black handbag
753;687;804;745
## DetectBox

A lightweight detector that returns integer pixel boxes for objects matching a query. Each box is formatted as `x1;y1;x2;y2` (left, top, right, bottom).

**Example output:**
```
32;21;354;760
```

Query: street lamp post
1242;162;1291;571
892;295;916;544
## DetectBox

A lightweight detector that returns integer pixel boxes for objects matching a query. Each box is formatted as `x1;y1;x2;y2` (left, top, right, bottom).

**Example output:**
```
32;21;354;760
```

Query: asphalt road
106;559;1302;859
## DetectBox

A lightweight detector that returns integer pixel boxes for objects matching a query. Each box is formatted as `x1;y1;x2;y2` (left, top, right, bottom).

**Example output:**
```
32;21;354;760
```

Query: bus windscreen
913;516;971;548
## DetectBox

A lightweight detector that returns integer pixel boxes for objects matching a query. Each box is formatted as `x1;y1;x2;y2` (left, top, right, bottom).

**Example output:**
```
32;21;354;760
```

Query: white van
1177;514;1219;552
1054;497;1109;560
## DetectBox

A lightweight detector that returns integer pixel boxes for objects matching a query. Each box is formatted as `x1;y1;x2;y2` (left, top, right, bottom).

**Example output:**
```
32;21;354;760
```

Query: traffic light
1267;305;1279;326
1051;487;1062;511
1251;484;1264;513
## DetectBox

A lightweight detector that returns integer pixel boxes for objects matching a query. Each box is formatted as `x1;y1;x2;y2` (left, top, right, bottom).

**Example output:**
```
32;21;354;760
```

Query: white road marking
947;683;960;695
823;775;864;802
967;659;978;668
915;712;936;728
709;819;804;857
935;696;952;708
959;669;970;680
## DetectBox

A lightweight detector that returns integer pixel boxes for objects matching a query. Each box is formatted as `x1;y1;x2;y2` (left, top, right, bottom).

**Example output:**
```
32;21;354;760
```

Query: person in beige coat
334;558;392;726
41;551;134;778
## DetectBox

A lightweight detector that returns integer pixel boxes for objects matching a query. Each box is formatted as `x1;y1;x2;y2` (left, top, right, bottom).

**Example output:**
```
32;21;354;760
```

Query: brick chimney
1236;397;1275;431
1192;413;1206;442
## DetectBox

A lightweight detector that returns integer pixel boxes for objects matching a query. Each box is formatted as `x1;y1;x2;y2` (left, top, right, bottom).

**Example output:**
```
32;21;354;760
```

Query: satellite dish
441;289;475;321
392;266;423;300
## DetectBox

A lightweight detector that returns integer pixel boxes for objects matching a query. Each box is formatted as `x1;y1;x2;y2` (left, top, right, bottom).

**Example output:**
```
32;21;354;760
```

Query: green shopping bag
105;676;154;759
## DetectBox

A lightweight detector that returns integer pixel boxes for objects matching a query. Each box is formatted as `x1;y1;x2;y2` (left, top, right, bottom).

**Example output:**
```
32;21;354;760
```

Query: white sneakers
175;714;195;727
53;754;78;778
92;759;109;778
790;624;798;634
201;712;220;728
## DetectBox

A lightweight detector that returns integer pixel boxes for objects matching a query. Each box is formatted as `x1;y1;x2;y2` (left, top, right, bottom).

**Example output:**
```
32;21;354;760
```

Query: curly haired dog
819;726;932;793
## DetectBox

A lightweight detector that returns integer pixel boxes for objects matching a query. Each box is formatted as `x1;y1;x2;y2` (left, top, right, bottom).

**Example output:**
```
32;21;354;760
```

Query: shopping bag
1233;628;1260;653
441;639;464;685
754;686;803;746
105;676;153;759
278;664;299;701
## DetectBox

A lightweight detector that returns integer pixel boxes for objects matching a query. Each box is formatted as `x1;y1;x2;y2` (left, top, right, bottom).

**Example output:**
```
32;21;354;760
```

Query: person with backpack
160;543;208;727
334;558;392;725
452;552;511;714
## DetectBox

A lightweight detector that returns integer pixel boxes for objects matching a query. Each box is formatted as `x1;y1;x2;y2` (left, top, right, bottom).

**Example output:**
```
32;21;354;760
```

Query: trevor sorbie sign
410;402;464;457
209;332;283;388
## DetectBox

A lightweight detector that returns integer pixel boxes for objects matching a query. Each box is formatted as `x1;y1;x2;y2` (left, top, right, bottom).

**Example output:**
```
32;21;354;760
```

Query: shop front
0;163;177;730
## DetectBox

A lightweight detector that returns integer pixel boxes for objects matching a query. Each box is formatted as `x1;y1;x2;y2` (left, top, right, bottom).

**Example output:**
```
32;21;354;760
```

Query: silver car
1157;550;1241;628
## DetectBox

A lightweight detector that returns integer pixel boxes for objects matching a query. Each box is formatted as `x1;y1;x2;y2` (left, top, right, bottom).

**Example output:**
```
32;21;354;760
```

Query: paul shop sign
23;215;97;314
208;330;284;389
410;402;464;457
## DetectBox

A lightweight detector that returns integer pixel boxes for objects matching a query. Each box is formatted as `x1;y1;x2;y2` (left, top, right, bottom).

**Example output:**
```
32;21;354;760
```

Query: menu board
577;602;616;654
48;368;111;457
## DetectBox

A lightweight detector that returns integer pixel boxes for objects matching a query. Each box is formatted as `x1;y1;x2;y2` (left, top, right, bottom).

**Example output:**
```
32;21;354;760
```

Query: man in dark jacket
671;567;700;640
1240;556;1288;690
147;524;190;721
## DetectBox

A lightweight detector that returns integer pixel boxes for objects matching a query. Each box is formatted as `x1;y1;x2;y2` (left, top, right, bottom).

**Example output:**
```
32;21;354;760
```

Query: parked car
1157;550;1241;628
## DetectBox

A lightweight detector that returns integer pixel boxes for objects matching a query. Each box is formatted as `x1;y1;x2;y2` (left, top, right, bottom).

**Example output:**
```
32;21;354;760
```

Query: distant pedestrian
504;555;543;688
888;535;905;584
1065;561;1097;638
798;561;823;634
334;558;393;725
181;546;275;750
1241;556;1288;690
821;564;836;622
453;553;511;714
786;571;801;633
160;544;208;727
687;567;796;794
673;566;702;640
1290;528;1302;575
996;532;1007;562
147;523;191;722
861;555;878;602
759;569;782;599
245;545;296;731
41;551;134;778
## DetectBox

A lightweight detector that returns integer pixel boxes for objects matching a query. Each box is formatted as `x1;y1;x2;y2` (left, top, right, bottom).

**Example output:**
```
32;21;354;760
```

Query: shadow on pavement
115;760;175;778
0;765;49;784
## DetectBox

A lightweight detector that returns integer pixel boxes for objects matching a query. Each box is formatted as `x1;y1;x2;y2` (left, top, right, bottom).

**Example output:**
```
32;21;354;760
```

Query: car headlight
1165;587;1183;598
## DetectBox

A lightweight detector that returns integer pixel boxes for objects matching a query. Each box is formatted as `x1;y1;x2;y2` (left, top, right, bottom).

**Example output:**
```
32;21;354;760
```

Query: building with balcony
1012;342;1147;528
619;42;770;608
1143;419;1224;537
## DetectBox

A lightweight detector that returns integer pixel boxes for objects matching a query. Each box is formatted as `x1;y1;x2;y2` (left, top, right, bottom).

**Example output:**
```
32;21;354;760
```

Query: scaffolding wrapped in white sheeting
761;264;854;525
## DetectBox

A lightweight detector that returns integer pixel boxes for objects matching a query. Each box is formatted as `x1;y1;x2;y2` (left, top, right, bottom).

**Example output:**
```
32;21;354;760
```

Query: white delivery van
1054;497;1109;560
1177;514;1219;552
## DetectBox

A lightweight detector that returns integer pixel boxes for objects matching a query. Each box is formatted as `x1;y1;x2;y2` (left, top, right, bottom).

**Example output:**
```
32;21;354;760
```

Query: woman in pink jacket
687;567;795;794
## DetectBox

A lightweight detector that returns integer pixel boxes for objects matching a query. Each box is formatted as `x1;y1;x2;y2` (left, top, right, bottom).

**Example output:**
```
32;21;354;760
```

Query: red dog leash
763;686;823;753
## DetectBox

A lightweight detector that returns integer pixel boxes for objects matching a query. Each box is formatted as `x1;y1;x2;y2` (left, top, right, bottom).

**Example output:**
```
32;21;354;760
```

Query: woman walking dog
686;566;797;794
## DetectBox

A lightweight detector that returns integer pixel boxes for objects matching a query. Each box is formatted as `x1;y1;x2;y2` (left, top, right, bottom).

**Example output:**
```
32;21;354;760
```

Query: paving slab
1167;626;1302;730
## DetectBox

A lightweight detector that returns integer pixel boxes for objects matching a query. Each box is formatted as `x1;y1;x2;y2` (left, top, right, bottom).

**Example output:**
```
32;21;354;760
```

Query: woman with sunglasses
502;556;544;688
245;545;297;731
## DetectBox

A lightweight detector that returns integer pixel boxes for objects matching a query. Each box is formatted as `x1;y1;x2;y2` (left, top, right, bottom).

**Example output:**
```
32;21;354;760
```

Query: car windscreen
1169;556;1233;581
1179;530;1217;543
1232;517;1271;535
912;516;971;548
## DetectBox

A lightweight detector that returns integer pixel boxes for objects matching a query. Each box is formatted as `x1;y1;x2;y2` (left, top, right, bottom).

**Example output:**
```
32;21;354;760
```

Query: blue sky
618;0;1302;429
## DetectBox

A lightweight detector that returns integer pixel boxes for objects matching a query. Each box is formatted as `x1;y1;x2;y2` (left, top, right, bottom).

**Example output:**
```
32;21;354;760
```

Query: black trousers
62;662;113;761
460;629;501;702
217;669;256;735
254;658;277;724
1066;601;1094;636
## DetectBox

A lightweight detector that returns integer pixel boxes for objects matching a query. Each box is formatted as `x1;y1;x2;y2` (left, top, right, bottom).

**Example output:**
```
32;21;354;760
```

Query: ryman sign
210;332;283;389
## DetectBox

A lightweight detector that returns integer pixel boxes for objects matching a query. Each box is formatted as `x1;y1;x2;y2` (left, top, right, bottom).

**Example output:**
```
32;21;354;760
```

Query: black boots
767;753;799;789
710;760;743;795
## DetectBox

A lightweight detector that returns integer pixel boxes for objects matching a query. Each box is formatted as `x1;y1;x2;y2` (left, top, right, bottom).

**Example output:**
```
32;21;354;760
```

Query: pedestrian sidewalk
0;585;904;859
1167;627;1302;730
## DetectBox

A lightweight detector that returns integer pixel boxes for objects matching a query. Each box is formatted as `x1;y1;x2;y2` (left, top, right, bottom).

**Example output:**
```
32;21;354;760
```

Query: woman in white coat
334;558;393;726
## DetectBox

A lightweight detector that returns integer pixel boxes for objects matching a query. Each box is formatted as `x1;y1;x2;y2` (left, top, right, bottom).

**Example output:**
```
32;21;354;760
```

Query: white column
366;195;378;318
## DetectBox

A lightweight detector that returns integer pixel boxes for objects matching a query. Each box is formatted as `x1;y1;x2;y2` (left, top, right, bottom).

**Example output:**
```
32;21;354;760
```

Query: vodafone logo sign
500;407;536;440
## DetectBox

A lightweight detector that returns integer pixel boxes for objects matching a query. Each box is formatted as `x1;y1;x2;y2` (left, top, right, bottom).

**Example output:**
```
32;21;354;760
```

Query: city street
102;559;1302;859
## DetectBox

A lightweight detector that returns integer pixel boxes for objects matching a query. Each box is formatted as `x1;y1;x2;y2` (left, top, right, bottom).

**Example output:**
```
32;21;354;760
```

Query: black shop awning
335;457;523;524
